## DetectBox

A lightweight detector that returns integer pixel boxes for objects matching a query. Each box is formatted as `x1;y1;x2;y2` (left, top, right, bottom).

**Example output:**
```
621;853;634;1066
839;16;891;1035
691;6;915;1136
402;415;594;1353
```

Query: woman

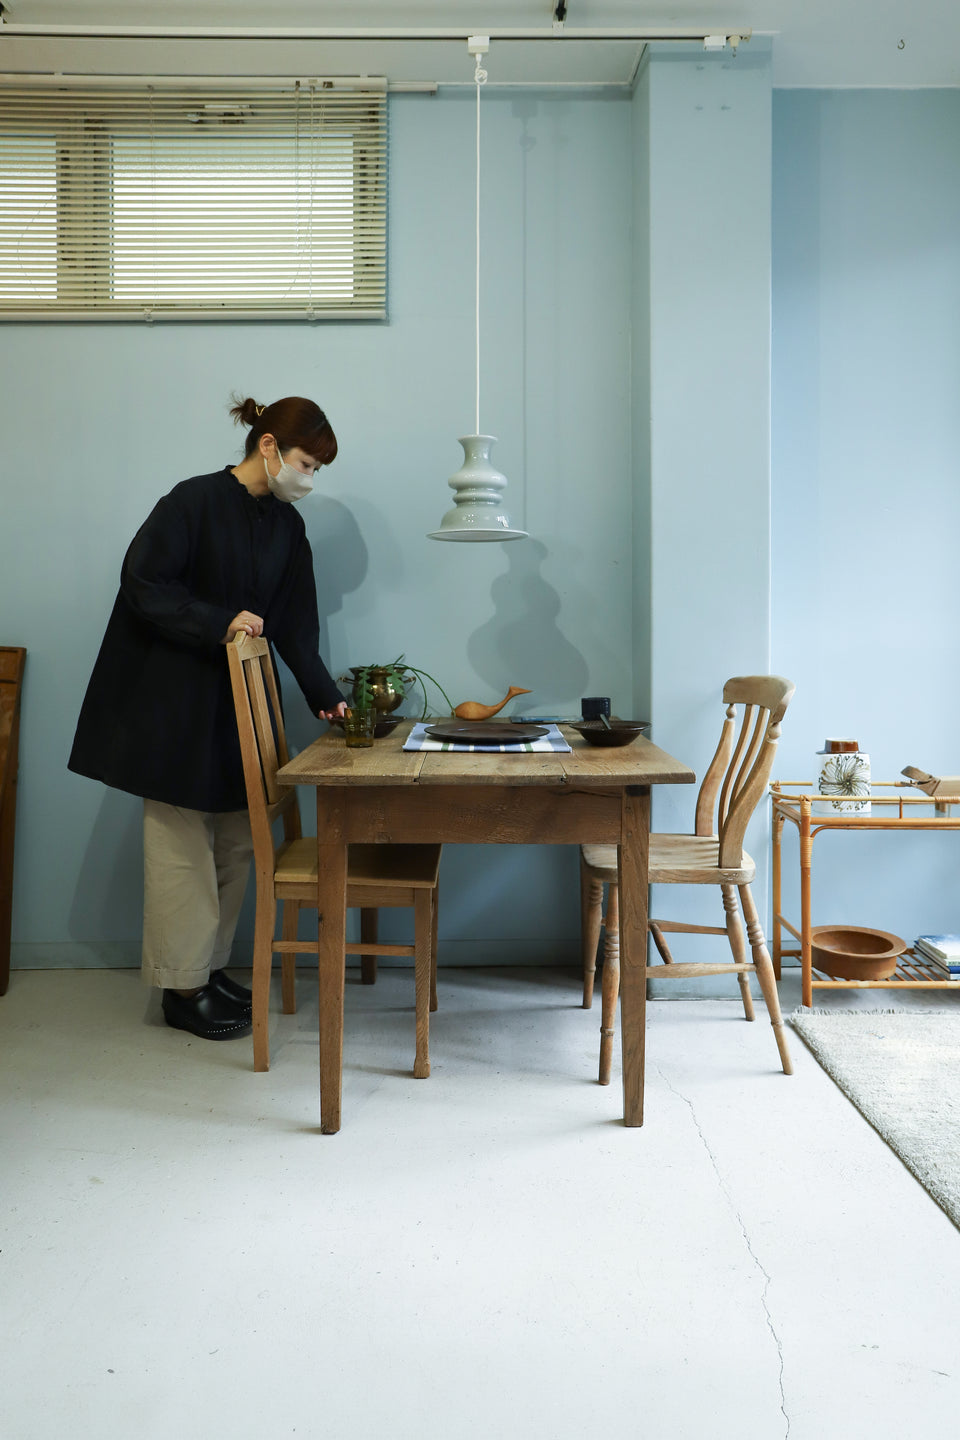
69;395;347;1041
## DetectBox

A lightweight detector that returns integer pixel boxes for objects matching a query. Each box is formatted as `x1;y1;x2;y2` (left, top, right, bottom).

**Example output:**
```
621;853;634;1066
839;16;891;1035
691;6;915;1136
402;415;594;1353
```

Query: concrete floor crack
656;1065;790;1440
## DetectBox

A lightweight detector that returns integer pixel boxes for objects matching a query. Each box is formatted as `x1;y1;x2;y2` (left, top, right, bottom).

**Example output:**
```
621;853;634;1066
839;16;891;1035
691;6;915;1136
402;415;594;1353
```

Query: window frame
0;78;388;321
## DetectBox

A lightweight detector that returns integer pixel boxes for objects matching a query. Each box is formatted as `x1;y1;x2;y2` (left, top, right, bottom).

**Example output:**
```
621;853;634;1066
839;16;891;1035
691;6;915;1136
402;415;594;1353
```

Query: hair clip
254;404;264;417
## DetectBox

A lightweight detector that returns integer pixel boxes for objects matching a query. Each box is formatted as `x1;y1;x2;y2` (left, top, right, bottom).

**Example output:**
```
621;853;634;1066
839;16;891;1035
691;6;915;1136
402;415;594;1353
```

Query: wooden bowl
569;720;650;748
810;924;907;980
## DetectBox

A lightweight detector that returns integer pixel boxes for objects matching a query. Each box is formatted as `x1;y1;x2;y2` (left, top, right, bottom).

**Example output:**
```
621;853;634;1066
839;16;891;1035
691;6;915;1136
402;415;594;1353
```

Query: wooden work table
278;720;694;1133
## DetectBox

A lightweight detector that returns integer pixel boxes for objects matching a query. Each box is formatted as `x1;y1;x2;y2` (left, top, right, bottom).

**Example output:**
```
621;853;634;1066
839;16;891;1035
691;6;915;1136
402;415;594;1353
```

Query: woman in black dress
69;395;347;1040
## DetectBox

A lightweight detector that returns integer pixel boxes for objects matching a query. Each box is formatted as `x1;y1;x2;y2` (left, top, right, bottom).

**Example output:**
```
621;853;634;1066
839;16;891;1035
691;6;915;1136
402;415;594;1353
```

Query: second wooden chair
580;675;795;1085
227;633;441;1077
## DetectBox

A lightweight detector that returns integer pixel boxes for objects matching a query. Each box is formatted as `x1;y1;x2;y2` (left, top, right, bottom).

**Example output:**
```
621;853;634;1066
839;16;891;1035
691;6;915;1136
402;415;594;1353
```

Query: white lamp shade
428;434;527;542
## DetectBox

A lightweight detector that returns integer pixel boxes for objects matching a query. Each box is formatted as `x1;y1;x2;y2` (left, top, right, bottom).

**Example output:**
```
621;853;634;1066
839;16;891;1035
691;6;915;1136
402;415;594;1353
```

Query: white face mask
264;450;314;503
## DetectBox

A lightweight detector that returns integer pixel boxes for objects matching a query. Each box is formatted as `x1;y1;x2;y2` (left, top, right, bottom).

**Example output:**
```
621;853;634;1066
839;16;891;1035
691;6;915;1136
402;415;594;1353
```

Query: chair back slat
717;702;755;831
227;634;302;861
249;668;281;804
696;676;795;870
694;703;735;837
261;650;291;768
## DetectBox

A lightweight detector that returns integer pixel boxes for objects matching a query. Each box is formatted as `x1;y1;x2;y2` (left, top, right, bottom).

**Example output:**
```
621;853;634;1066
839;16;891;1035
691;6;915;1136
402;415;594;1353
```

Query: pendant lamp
428;37;527;542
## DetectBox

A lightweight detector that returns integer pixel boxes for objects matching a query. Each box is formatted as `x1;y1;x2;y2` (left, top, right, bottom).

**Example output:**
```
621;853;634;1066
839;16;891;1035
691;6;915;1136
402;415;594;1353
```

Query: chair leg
413;889;432;1078
360;908;378;985
252;888;276;1073
738;882;793;1076
430;886;439;1013
721;884;755;1022
598;881;620;1086
580;856;603;1009
280;900;299;1014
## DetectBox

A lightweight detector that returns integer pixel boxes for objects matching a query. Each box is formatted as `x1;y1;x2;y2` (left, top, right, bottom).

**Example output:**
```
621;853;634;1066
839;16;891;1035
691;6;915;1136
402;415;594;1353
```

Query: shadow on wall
69;786;143;942
280;494;369;756
466;538;589;709
310;494;369;658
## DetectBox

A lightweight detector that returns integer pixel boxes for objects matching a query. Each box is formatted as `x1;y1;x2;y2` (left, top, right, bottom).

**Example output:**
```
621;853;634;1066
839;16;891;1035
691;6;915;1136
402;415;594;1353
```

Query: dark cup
581;696;611;720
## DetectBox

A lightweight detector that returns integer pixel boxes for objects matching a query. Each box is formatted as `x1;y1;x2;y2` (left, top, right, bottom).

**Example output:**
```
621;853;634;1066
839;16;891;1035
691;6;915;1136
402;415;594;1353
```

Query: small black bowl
569;719;650;748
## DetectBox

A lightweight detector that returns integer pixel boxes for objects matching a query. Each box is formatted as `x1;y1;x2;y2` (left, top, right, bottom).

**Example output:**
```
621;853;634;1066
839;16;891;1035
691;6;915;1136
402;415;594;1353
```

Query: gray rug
789;1010;960;1230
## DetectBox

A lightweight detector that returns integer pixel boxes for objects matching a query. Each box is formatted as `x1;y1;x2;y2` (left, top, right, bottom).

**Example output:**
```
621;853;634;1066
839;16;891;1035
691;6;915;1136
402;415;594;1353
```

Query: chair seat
276;838;442;888
581;835;756;886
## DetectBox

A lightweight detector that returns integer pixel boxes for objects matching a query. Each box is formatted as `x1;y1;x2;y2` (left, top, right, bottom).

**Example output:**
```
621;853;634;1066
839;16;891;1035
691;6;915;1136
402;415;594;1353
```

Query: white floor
3;965;960;1440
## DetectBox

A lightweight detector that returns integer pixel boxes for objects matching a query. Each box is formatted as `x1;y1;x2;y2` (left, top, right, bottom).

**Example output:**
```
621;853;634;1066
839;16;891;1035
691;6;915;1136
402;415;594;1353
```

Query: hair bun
229;396;263;428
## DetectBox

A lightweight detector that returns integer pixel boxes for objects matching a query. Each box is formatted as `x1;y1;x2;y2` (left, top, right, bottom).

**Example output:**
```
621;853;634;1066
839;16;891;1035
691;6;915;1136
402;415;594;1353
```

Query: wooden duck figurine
454;687;531;721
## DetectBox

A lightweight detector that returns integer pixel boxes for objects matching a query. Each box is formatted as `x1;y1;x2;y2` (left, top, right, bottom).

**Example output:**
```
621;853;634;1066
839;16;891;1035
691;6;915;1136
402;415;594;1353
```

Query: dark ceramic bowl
569;719;650;748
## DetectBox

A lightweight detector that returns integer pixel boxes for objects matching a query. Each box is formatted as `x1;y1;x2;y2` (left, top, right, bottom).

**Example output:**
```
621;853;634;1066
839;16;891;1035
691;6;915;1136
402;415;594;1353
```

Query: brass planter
348;666;407;715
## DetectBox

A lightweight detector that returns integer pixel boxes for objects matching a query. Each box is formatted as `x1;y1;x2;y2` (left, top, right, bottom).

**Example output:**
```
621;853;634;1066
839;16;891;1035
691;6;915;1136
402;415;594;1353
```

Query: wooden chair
227;633;441;1076
580;675;795;1084
0;647;26;997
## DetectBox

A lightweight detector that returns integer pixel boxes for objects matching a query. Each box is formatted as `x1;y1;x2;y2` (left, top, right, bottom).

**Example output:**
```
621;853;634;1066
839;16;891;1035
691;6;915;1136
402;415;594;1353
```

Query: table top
278;720;695;790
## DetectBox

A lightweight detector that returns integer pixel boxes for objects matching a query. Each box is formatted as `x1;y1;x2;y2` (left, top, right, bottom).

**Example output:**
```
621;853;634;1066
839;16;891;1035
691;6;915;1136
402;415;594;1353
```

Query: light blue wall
3;89;633;969
634;46;775;985
772;89;960;945
630;62;652;726
7;68;959;977
645;46;773;822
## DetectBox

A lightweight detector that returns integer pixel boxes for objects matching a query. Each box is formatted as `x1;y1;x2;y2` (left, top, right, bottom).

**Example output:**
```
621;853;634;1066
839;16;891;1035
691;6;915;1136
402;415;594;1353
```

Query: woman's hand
223;611;264;643
319;700;348;721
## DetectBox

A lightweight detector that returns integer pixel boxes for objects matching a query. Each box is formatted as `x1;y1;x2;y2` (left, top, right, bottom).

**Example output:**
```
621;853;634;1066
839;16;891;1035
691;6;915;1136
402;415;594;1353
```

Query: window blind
0;81;387;320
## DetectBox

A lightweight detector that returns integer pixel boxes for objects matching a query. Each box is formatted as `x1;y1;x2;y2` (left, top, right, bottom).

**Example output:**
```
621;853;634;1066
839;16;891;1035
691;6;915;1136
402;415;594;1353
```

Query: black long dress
68;466;343;811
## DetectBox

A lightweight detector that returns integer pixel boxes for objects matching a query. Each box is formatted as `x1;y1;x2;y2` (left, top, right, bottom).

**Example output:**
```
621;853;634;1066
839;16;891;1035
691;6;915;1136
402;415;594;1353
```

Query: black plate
425;721;548;745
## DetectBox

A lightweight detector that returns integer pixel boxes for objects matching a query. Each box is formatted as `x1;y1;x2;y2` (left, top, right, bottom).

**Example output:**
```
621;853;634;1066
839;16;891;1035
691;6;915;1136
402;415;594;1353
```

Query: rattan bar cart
771;781;960;1008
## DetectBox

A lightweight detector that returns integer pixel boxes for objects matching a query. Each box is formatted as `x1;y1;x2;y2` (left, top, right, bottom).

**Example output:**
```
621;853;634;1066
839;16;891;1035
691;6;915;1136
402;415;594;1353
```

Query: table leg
413;889;432;1079
771;808;783;981
800;798;813;1009
618;787;650;1126
316;794;347;1135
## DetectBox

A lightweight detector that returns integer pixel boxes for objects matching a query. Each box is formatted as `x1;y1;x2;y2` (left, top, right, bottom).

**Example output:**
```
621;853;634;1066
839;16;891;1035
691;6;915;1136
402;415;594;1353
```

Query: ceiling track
0;24;754;44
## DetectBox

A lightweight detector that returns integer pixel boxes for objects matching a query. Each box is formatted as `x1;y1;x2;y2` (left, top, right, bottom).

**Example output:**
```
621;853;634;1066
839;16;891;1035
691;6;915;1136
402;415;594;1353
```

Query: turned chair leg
738;882;793;1075
721;883;755;1022
598;881;620;1086
580;856;603;1009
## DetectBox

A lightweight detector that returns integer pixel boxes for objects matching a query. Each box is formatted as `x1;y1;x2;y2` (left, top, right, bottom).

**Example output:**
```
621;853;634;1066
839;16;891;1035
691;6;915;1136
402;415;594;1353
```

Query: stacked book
915;934;960;978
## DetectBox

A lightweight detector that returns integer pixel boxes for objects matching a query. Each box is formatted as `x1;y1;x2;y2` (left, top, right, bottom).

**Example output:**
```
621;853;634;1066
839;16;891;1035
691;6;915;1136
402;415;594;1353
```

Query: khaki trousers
141;799;253;990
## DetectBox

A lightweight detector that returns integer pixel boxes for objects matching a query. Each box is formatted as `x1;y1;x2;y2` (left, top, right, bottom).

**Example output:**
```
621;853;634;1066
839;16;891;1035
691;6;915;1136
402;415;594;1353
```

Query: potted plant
339;655;455;720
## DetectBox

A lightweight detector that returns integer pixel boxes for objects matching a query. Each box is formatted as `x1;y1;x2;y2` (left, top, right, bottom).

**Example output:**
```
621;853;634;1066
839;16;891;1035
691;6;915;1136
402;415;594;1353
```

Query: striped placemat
402;722;571;754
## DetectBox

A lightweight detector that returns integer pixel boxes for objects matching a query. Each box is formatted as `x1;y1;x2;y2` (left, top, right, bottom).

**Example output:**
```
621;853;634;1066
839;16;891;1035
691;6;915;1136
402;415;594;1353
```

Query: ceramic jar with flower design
814;737;871;815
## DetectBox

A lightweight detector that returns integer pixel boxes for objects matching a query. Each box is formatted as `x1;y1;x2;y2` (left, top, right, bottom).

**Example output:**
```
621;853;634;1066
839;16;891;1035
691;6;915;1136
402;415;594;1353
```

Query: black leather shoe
161;985;252;1041
208;968;252;1010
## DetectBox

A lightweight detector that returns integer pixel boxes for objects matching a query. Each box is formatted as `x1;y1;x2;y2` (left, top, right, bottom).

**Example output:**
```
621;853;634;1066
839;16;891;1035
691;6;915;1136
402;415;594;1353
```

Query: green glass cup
343;708;375;748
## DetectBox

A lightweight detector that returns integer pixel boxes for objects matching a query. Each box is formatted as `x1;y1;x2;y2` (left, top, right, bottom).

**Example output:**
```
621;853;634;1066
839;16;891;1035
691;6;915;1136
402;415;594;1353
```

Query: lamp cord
474;54;486;435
